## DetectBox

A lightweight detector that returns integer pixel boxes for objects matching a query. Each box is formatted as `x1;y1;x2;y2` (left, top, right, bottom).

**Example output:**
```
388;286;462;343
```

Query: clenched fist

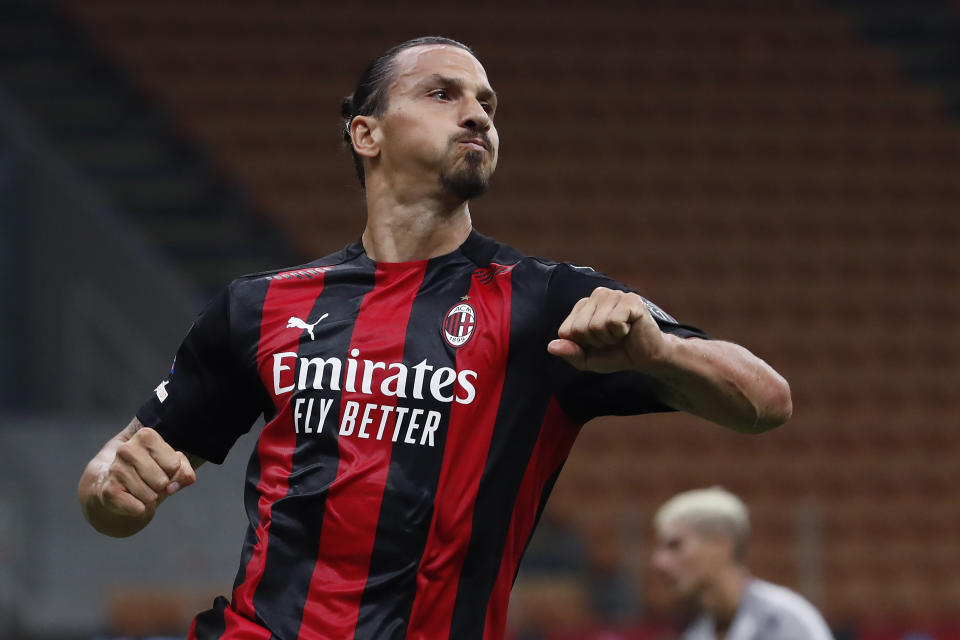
79;420;196;537
547;287;670;374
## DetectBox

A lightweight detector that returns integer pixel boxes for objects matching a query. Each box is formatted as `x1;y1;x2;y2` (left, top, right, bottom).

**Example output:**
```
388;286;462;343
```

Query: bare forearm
648;336;792;433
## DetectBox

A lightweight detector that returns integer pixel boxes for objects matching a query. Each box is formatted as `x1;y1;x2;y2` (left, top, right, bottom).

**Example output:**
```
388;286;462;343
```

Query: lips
456;136;490;152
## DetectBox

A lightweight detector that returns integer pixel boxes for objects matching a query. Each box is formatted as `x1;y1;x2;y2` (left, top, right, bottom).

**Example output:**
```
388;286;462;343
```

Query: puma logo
287;313;328;340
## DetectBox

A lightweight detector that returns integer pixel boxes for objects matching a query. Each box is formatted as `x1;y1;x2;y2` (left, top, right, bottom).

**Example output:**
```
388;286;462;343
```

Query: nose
460;98;491;131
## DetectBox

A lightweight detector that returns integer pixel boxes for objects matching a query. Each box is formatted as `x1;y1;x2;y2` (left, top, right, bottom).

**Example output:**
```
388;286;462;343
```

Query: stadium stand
0;0;288;297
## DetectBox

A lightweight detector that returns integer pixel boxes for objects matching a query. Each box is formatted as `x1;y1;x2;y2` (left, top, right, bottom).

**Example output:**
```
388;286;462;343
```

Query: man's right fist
80;419;198;537
99;427;196;517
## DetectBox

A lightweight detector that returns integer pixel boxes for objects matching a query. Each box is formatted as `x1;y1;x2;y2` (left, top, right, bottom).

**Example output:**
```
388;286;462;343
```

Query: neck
361;179;473;262
701;566;750;630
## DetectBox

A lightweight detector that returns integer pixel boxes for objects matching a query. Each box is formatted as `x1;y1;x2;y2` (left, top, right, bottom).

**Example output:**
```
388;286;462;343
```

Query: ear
350;115;381;160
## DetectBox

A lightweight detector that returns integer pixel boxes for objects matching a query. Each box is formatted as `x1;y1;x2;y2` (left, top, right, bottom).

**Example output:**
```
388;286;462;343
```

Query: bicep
136;286;261;464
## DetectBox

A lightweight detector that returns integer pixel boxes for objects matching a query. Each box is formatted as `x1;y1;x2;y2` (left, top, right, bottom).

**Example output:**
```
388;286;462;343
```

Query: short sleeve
136;287;263;463
546;263;709;424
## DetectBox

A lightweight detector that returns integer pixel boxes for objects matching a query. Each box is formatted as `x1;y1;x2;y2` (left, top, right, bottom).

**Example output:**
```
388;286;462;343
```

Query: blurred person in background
653;487;833;640
78;37;792;639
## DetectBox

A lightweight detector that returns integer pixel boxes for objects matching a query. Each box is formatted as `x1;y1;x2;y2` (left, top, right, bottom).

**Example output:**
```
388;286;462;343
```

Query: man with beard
79;37;793;640
653;487;833;639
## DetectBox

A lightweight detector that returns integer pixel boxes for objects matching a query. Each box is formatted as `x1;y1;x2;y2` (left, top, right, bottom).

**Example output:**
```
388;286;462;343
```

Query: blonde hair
654;487;751;562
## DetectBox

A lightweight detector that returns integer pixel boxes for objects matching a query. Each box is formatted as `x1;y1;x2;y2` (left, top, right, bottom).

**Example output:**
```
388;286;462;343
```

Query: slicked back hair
341;36;476;190
654;487;752;563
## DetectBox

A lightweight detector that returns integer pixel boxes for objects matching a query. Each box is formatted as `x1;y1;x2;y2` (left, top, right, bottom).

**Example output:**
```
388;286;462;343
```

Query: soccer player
652;487;833;640
78;37;792;639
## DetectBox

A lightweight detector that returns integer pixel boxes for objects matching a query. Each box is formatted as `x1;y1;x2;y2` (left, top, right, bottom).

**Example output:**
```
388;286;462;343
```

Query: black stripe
252;263;376;636
449;261;555;639
232;426;276;598
230;520;260;595
513;465;564;585
216;274;273;638
192;596;231;639
354;257;476;639
229;276;276;600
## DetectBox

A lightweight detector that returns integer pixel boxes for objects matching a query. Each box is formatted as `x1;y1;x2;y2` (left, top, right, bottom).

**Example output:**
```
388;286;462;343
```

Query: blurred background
1;0;958;638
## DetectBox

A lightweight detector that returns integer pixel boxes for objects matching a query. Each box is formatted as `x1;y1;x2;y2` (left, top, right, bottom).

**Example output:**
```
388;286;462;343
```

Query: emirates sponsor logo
442;302;476;348
272;350;480;447
272;350;477;405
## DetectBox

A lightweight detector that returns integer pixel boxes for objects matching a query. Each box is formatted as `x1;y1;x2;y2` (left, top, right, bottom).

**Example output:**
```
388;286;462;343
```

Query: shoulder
223;243;364;298
187;245;363;340
746;580;833;638
463;230;601;278
747;579;822;616
470;233;703;337
472;234;627;312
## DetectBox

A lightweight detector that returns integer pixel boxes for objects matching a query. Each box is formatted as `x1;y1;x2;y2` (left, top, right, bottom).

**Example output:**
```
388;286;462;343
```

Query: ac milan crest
442;302;477;348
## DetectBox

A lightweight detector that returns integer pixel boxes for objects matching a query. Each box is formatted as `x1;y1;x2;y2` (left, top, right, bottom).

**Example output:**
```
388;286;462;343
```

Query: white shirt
682;579;834;640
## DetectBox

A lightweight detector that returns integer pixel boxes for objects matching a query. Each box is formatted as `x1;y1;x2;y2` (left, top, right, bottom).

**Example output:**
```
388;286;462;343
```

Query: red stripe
405;267;513;639
298;263;426;639
482;397;581;640
221;607;278;639
227;272;327;634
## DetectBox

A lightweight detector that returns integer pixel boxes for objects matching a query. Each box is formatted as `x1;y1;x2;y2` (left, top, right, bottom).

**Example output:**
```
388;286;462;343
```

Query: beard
439;138;493;201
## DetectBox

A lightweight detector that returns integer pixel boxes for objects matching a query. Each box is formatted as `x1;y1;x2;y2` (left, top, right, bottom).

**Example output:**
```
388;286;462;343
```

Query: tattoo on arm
118;417;145;441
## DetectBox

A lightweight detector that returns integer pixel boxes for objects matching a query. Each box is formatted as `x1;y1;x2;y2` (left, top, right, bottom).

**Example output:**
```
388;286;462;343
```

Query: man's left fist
547;287;669;374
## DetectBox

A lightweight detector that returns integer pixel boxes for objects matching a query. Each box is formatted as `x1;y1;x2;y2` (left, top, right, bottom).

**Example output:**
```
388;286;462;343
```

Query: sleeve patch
154;380;170;403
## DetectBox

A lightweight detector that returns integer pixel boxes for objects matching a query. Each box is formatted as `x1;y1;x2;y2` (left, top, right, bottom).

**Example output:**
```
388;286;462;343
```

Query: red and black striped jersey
137;230;706;640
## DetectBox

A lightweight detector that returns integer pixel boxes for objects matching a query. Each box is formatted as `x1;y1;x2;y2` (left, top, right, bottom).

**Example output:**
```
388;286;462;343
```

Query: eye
429;89;450;101
480;102;493;114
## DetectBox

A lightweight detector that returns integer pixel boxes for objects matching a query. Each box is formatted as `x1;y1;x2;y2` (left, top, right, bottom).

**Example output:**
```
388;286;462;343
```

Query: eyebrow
421;74;498;108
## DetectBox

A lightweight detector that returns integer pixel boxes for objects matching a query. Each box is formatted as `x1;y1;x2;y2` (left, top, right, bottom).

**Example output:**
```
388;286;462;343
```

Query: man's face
652;519;729;602
376;44;499;201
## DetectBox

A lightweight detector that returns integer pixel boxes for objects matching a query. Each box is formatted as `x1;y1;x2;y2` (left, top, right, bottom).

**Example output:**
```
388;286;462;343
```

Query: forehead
389;45;491;93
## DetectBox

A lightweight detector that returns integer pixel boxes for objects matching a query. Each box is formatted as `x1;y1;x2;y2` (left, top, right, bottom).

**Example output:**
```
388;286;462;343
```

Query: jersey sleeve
546;263;709;424
136;286;263;464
